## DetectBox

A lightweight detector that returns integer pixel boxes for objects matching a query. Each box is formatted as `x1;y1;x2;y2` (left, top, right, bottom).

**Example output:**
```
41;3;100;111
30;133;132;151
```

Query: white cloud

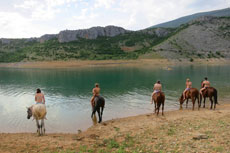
14;0;79;20
0;12;58;38
0;0;228;38
94;0;116;9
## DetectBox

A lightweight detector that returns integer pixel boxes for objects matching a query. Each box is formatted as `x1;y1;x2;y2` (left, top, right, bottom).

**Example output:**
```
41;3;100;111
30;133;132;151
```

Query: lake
0;65;230;133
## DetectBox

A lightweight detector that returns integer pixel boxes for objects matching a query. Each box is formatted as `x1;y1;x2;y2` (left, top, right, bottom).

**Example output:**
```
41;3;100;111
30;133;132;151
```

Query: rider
200;77;210;96
91;83;100;108
183;78;192;100
35;88;45;104
152;80;162;97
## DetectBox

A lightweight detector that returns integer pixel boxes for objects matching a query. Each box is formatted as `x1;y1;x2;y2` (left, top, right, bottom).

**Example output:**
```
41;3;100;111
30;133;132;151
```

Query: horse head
179;94;185;104
27;107;32;119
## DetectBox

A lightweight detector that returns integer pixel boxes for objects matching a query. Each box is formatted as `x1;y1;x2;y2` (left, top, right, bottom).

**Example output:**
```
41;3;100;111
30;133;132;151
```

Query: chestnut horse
151;92;165;116
200;87;218;109
179;88;200;110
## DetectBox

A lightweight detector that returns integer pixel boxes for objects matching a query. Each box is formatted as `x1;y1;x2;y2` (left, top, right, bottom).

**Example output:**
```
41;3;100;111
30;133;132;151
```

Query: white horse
27;104;47;136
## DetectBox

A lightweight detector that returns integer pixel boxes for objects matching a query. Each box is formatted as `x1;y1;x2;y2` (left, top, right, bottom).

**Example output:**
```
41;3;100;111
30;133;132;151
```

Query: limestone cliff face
37;26;128;43
58;26;127;42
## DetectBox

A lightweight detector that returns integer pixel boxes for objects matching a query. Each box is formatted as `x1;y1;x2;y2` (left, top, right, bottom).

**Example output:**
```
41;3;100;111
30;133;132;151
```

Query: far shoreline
0;58;229;69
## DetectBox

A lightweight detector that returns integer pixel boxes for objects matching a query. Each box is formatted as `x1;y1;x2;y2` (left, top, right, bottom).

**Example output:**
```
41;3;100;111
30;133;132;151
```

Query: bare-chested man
183;78;192;100
200;77;210;96
151;80;162;100
91;83;100;108
35;88;45;104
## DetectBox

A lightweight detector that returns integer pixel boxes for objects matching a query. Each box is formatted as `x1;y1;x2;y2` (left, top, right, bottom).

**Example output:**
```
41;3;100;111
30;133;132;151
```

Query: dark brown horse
179;88;200;110
151;91;165;116
200;87;218;110
91;96;105;123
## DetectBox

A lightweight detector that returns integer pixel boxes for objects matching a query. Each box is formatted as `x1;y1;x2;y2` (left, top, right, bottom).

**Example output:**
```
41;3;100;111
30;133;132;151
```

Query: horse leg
186;99;188;108
154;101;157;114
210;97;213;110
203;97;206;108
97;109;101;123
199;94;202;107
157;102;161;116
214;100;216;110
36;119;40;136
91;107;96;118
192;97;195;110
194;97;198;110
41;119;45;135
162;102;164;116
101;107;104;122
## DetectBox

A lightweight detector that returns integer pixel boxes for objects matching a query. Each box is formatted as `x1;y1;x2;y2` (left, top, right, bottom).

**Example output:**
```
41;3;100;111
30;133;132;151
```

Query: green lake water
0;65;230;133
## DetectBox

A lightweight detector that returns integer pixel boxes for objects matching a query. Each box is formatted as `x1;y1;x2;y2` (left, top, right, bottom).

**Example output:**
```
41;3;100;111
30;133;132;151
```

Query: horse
91;96;105;123
179;88;200;110
200;87;218;110
27;104;47;136
151;91;165;116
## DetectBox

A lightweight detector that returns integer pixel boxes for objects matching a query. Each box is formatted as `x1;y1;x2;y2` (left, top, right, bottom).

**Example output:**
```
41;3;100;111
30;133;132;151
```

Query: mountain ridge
151;7;230;28
0;9;230;62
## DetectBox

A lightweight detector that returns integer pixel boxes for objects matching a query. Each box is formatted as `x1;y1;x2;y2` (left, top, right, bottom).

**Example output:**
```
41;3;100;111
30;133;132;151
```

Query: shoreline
0;58;229;69
1;102;230;152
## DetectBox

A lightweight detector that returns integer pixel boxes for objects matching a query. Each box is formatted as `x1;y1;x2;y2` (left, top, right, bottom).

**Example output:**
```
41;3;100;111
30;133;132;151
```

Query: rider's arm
35;95;37;102
92;88;96;96
42;94;45;104
201;82;204;88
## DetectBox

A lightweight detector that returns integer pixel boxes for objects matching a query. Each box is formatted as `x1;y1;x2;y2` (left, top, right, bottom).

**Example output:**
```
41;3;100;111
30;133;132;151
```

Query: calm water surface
0;65;230;133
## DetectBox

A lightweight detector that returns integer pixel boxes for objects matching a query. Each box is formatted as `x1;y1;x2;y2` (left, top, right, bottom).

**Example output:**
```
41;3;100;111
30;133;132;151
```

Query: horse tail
101;98;105;116
214;89;218;105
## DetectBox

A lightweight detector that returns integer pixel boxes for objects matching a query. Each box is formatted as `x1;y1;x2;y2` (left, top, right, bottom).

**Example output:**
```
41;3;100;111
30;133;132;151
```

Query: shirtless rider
151;80;162;104
200;77;210;96
183;78;192;100
35;88;45;104
91;83;100;108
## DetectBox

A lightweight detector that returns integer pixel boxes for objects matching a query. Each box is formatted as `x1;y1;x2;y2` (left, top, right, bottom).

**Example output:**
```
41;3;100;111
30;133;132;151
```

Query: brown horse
151;91;165;116
179;88;200;110
200;87;218;109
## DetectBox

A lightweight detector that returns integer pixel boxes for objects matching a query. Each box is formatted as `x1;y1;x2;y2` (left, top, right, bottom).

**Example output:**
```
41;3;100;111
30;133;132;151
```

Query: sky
0;0;229;38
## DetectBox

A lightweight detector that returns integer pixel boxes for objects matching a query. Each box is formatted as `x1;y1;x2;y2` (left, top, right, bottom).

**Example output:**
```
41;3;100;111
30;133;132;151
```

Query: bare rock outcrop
58;26;127;43
39;34;58;43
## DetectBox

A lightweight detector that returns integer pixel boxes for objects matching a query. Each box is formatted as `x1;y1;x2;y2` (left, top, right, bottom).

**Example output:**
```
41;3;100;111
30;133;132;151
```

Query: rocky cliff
38;25;128;43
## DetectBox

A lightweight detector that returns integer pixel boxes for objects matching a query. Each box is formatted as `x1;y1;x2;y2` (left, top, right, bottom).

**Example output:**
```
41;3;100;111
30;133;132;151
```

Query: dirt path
1;103;230;153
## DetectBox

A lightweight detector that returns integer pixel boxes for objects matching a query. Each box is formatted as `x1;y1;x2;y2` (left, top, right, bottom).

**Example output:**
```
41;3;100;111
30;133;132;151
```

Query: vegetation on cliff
0;16;230;62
